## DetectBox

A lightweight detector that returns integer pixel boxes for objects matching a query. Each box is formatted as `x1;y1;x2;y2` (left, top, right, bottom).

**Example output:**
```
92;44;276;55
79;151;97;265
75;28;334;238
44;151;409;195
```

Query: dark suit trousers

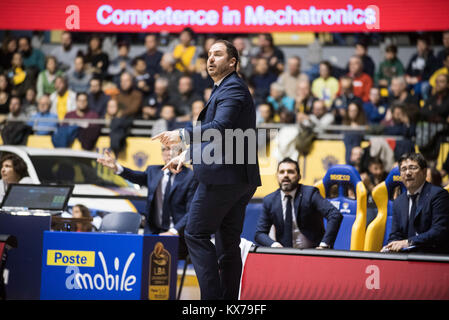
184;182;257;300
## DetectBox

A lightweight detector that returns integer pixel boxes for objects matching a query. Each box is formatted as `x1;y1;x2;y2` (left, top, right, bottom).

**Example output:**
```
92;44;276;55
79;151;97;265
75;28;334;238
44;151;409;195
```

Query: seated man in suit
97;146;197;257
255;158;343;249
382;153;449;253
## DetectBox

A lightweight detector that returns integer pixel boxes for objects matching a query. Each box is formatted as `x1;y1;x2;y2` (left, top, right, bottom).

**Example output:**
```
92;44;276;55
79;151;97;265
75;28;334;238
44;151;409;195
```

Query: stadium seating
364;167;405;252
314;164;367;250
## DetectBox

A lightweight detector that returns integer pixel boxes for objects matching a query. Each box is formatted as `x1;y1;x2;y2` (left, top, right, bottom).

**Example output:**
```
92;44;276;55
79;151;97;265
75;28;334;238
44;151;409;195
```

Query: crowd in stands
0;29;449;184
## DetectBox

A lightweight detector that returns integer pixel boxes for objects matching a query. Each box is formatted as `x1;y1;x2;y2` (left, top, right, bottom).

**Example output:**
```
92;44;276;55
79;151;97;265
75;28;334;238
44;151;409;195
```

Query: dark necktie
408;193;419;238
283;195;293;247
161;171;173;230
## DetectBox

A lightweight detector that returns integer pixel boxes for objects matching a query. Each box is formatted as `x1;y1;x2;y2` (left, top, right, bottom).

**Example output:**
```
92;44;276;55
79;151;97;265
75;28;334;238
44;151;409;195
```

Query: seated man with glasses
382;153;449;253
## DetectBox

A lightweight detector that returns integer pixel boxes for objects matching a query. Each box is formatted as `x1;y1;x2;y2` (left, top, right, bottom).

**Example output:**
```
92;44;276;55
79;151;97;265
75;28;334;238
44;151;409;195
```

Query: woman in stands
0;153;33;202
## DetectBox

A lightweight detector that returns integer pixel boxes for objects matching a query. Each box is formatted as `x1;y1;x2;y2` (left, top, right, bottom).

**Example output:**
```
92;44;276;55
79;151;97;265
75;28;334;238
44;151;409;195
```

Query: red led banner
0;0;448;33
240;252;449;300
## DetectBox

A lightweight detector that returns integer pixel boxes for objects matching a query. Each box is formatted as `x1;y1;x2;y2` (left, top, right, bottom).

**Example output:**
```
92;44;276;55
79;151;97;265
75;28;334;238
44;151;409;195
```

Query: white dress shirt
271;188;315;249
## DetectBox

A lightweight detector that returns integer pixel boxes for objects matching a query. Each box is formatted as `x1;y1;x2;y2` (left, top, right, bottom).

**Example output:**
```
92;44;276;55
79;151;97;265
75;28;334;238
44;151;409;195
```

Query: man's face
277;162;300;192
207;42;235;80
90;79;101;94
287;58;300;75
61;33;72;49
18;38;30;53
38;96;51;113
349;57;362;75
9;98;20;115
400;159;426;192
74;57;84;72
178;77;192;94
145;35;157;51
120;73;132;91
76;95;88;111
1;160;20;184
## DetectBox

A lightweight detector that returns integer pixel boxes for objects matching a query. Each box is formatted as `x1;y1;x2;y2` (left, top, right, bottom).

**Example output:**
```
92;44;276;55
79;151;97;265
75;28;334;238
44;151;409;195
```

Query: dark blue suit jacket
255;185;343;248
388;181;449;253
119;165;197;234
184;71;261;186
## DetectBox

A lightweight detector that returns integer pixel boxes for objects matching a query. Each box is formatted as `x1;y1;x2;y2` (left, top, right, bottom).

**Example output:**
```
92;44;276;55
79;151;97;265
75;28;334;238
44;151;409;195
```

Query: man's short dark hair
213;39;239;66
76;92;88;100
398;152;428;170
277;157;300;175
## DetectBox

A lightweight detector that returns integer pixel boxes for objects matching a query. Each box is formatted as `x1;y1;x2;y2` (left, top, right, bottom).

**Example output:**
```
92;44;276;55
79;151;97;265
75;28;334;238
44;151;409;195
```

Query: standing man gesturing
153;40;261;300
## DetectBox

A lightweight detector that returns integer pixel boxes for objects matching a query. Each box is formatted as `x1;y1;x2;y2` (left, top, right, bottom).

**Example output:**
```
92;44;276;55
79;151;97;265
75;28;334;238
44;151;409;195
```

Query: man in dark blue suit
255;158;342;249
153;40;261;300
97;147;197;257
382;153;449;253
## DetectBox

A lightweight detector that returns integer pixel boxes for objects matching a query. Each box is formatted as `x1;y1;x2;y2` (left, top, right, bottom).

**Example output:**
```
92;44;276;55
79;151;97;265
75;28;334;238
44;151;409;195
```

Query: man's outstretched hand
97;149;118;172
152;130;181;146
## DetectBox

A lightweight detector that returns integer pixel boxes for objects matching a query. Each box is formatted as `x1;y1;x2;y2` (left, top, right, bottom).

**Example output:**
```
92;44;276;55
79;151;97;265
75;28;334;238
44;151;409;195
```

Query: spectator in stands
382;102;415;138
232;36;252;79
388;76;420;108
1;95;32;145
278;107;296;124
342;100;367;127
361;156;388;194
191;99;204;125
108;41;133;85
332;76;363;124
429;52;449;90
159;52;182;93
116;72;143;117
197;35;217;61
50;75;77;120
0;37;17;72
363;87;388;124
353;40;375;79
375;44;405;87
382;152;449;253
255;158;342;249
0;153;33;202
250;57;278;105
64;92;101;150
151;104;178;136
169;75;201;119
405;35;439;100
18;36;45;73
22;87;37;116
104;98;122;125
141;77;171;120
67;55;92;94
346;55;373;102
297;99;334;133
87;77;109;117
0;73;11;115
50;31;80;72
436;30;449;67
253;33;285;75
311;60;339;109
71;204;93;232
294;78;316;115
277;56;304;99
267;82;295;113
36;55;63;99
6;95;25;120
139;34;163;77
172;27;198;74
132;56;153;97
84;35;109;80
256;102;275;124
28;94;58;135
420;74;449;124
349;146;364;173
6;52;35;99
192;57;213;96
